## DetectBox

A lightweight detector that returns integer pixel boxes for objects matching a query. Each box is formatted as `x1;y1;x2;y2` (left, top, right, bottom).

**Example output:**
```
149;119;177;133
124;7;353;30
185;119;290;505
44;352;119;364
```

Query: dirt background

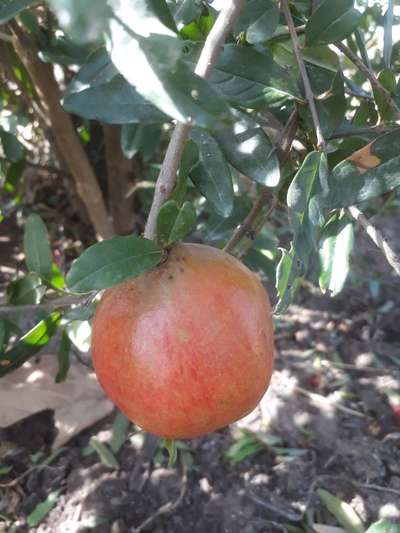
1;210;400;532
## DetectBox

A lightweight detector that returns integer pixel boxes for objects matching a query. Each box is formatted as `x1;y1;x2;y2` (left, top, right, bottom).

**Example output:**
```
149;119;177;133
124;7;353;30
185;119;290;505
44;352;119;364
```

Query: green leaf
0;128;24;162
300;68;346;138
0;312;62;377
168;201;196;244
110;411;131;454
225;434;263;465
66;235;162;293
24;214;53;278
213;110;280;187
7;274;46;305
276;152;326;313
366;520;400;533
55;330;71;383
0;0;36;23
107;8;231;127
27;490;61;528
234;0;280;44
48;0;110;43
190;129;234;217
64;49;167;124
161;438;178;467
180;12;214;41
305;0;361;46
317;489;364;533
89;437;119;469
319;214;354;296
205;44;300;109
120;124;161;161
156;200;180;243
321;129;400;208
373;69;397;121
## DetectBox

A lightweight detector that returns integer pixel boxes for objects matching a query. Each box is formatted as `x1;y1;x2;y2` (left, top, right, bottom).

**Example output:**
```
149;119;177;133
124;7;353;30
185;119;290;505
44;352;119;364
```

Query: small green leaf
7;274;46;305
110;411;131;454
0;312;62;377
48;263;65;290
168;202;196;244
318;489;365;533
162;438;177;467
27;490;61;528
225;434;263;465
366;520;400;533
190;129;233;217
213;110;280;187
55;330;71;383
0;0;36;23
156;200;180;243
66;236;162;293
24;214;53;279
305;0;361;46
0;128;24;162
319;214;354;296
90;438;119;469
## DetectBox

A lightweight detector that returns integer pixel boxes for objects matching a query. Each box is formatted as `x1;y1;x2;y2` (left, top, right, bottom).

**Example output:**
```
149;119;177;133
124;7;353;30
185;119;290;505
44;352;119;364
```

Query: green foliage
89;437;119;469
157;200;196;245
305;0;361;46
26;490;61;528
55;330;71;383
0;0;36;24
317;489;364;533
234;0;280;44
66;236;163;293
366;521;400;533
23;214;53;279
0;312;62;377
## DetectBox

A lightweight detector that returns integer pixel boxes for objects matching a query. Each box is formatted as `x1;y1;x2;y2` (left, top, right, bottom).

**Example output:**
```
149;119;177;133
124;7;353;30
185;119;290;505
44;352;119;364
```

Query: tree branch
280;0;326;150
9;20;114;240
328;124;400;140
335;41;400;120
224;109;298;257
348;205;400;277
143;0;246;240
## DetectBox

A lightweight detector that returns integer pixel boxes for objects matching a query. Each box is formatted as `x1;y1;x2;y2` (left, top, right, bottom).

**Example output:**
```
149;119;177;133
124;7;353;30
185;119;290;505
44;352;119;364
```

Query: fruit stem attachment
143;0;246;241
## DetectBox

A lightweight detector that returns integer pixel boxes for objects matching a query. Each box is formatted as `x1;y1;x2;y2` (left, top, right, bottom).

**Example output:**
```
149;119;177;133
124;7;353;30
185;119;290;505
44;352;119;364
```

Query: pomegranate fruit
91;243;274;438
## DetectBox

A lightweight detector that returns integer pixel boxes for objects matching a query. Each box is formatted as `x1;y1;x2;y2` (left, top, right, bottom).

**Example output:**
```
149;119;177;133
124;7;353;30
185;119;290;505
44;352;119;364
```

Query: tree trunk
103;125;135;235
9;22;114;240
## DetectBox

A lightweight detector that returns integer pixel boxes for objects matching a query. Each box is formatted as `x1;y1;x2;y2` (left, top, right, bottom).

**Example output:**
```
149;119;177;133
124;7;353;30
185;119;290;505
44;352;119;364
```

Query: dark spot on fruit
168;275;174;280
179;267;184;273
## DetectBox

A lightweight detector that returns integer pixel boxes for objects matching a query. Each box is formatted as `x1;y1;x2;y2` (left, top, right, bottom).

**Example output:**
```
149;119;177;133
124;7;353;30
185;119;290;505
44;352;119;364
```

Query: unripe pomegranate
92;243;274;438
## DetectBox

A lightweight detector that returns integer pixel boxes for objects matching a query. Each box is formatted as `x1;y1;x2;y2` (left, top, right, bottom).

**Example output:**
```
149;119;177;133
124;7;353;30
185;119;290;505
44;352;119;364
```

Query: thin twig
335;41;400;120
0;296;84;314
134;467;188;533
144;0;246;240
328;124;400;140
294;384;370;419
348;205;400;276
224;109;298;256
281;0;326;150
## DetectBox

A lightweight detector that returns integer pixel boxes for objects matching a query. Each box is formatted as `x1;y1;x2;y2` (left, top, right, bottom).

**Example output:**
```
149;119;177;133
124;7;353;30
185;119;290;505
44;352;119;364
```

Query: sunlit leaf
27;490;61;528
0;312;62;377
318;489;364;533
319;214;354;296
366;520;400;533
66;236;163;293
213;110;280;187
7;274;46;306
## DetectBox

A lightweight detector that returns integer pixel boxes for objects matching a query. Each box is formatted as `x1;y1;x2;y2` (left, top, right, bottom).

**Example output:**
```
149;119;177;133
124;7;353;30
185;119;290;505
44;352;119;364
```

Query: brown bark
103;125;135;235
9;22;114;239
